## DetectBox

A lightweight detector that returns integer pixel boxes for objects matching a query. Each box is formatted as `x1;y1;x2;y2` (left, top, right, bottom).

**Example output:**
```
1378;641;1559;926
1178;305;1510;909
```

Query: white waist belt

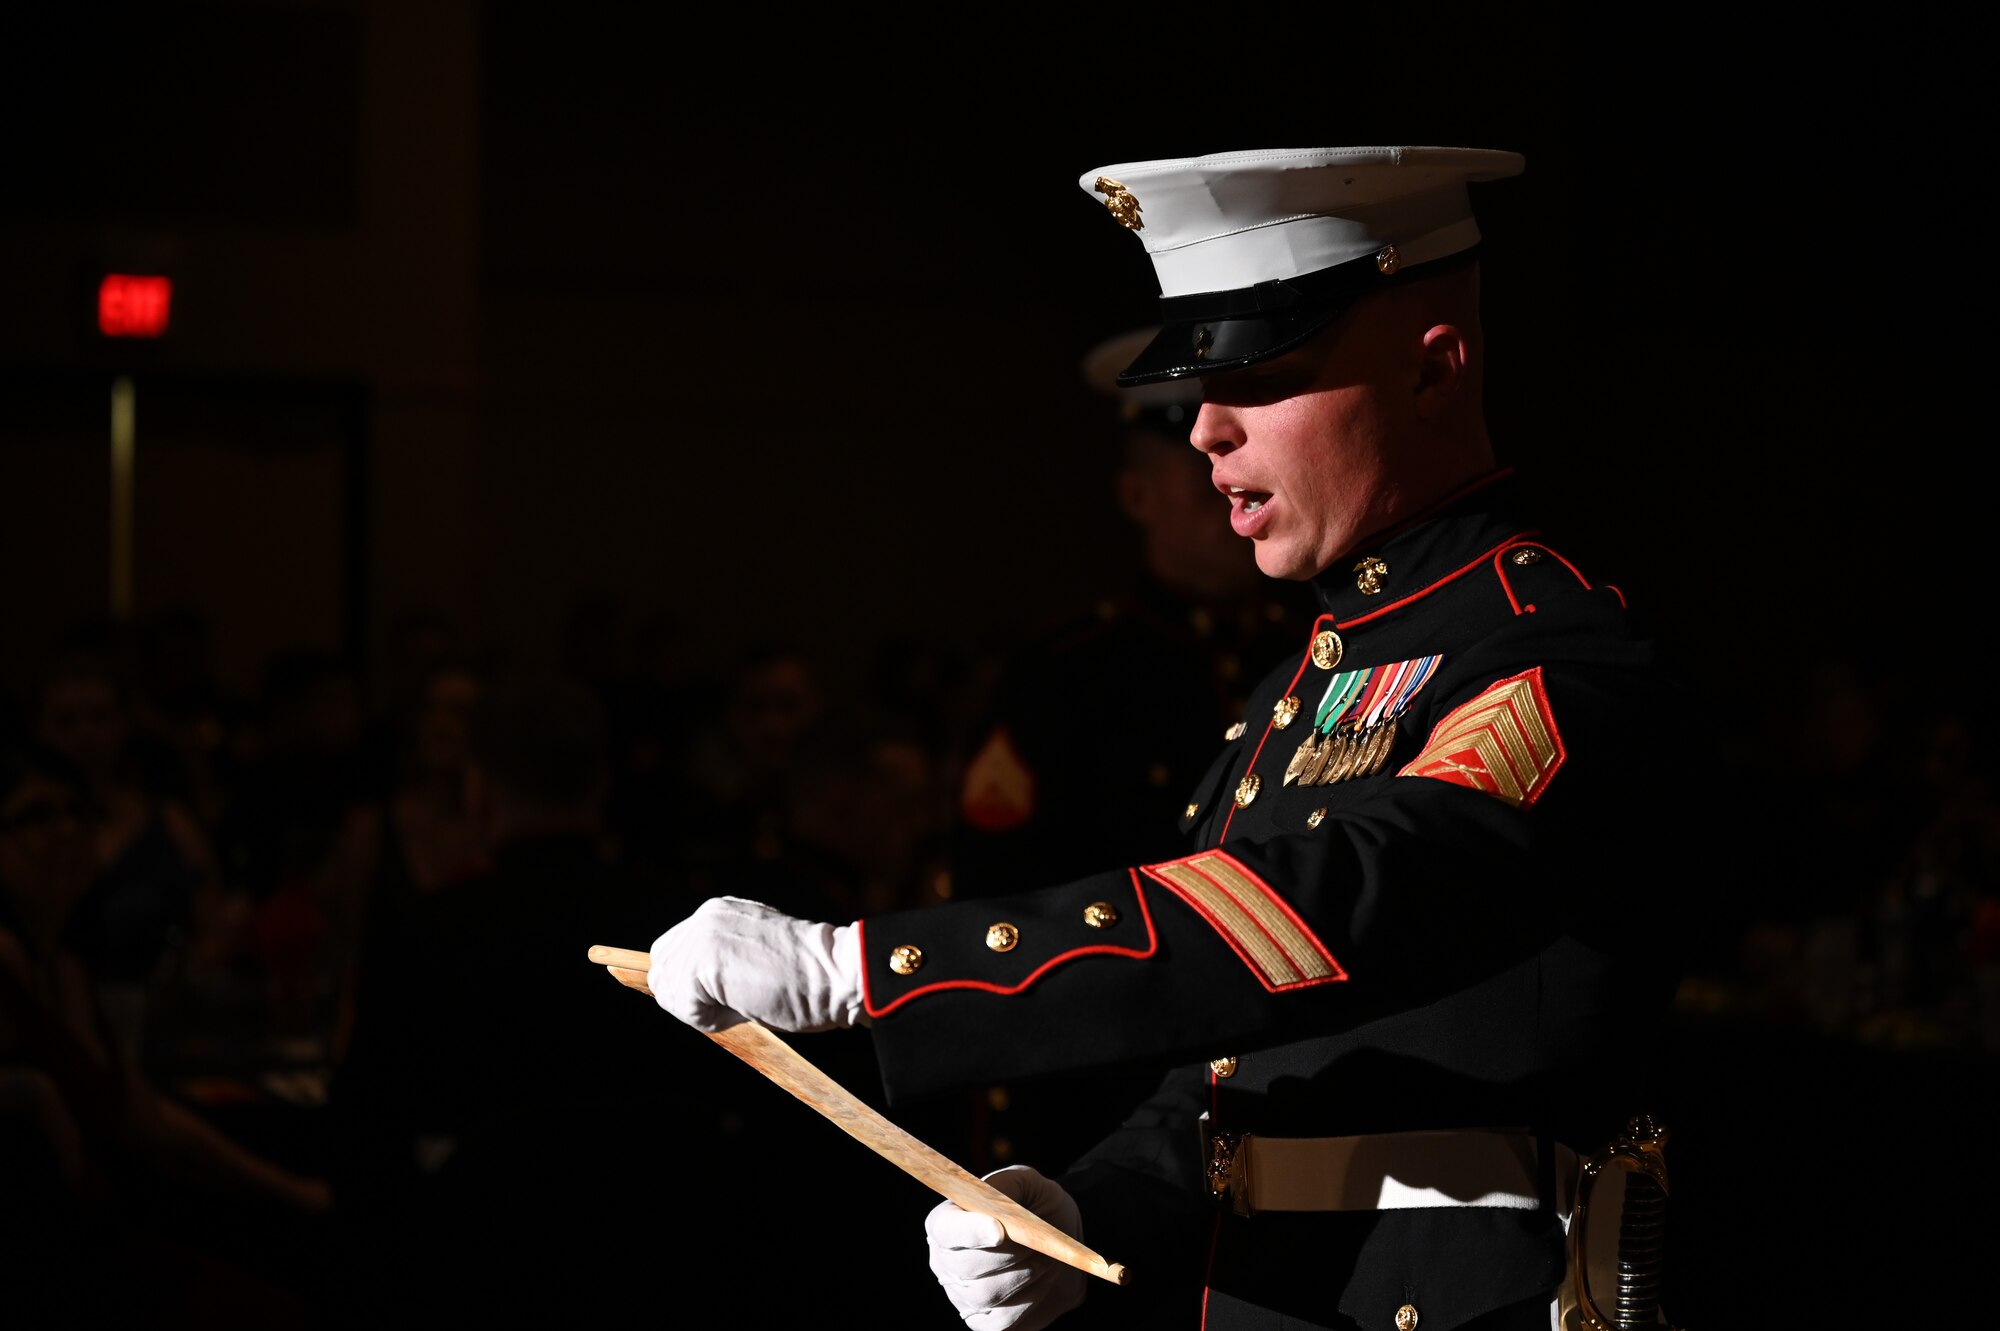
1201;1118;1579;1217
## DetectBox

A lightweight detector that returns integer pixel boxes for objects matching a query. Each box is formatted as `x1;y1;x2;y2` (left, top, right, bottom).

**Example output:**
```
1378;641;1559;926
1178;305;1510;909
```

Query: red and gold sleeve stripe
1140;851;1346;991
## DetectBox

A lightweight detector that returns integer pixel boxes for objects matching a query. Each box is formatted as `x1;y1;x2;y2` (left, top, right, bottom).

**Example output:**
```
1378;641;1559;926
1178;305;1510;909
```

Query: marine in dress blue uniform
643;145;1697;1331
865;464;1689;1327
856;149;1696;1330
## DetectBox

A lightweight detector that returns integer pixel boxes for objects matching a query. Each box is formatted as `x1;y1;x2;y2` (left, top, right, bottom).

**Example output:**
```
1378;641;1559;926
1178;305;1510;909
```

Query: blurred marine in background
947;329;1315;1175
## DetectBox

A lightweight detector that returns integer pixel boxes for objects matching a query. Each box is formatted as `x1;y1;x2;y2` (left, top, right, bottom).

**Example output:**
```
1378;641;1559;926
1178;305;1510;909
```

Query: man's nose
1189;401;1238;457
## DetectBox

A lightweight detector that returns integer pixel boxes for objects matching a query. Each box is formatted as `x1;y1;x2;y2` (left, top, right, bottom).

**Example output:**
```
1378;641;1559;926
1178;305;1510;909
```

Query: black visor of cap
1114;245;1483;387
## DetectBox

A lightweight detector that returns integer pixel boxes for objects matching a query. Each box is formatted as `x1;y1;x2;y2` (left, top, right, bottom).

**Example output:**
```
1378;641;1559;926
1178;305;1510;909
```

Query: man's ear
1414;323;1471;412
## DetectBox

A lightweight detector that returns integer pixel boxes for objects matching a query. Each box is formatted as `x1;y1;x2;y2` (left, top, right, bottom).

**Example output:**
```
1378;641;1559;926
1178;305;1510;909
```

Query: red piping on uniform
1492;541;1594;616
1220;529;1538;842
1340;530;1543;629
1605;583;1627;608
858;870;1160;1018
1217;616;1332;842
1200;1211;1223;1329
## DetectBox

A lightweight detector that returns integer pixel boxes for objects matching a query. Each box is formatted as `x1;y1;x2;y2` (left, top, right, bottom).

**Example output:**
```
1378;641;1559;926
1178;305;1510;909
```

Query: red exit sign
99;274;173;338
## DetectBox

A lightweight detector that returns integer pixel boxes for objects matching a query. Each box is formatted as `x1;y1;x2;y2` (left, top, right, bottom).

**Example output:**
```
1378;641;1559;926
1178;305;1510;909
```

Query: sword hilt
1563;1113;1682;1331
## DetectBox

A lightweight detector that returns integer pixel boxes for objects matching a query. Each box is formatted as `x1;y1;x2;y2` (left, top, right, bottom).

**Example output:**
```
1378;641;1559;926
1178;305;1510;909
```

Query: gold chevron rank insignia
1398;667;1566;808
1140;851;1346;991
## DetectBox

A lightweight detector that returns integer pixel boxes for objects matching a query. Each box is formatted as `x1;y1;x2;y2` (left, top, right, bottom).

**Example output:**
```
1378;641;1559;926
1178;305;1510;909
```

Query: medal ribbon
1341;664;1400;732
1367;654;1441;726
1313;666;1371;734
1317;655;1445;735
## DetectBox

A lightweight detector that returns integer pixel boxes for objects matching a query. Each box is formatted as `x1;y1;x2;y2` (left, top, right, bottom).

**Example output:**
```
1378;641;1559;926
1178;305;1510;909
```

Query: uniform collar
1309;467;1531;622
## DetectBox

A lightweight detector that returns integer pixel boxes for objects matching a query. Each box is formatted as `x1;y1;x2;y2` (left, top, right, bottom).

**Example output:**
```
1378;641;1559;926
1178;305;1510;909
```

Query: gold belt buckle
1198;1111;1252;1216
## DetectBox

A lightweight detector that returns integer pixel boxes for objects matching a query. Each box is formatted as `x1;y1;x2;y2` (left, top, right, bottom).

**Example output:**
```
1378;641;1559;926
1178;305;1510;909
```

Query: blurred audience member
132;605;249;829
1695;657;1924;1028
747;707;951;924
0;746;331;1323
210;648;373;1046
322;667;694;1319
1863;694;2000;1049
31;643;232;1049
361;606;469;788
599;609;706;874
325;658;490;1061
346;658;490;908
677;639;825;878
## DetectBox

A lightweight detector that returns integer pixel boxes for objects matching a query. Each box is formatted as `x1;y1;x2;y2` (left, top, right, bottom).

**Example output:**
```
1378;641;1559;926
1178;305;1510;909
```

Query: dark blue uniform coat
862;469;1696;1330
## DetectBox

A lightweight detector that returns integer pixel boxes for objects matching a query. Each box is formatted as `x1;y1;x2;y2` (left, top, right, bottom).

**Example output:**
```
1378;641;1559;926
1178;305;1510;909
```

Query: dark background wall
4;1;1975;698
1;1;1988;1325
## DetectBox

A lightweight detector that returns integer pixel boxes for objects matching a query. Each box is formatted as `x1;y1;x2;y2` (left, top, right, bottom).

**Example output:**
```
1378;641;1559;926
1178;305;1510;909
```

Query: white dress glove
647;896;866;1033
926;1165;1087;1330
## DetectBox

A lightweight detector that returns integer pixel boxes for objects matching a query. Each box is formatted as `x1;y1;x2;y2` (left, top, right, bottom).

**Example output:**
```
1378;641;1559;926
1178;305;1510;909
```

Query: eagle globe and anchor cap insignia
1094;176;1144;230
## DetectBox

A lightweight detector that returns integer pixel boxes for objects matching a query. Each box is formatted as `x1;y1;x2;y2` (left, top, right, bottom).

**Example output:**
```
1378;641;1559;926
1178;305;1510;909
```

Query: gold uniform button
986;923;1020;952
1224;720;1247;741
1272;695;1301;729
1310;629;1344;670
1510;546;1544;565
1184;801;1200;820
1375;245;1401;274
1394;1304;1420;1331
888;945;923;976
1209;1056;1238;1078
1307;807;1327;829
1234;774;1261;807
1083;901;1120;929
1354;555;1389;595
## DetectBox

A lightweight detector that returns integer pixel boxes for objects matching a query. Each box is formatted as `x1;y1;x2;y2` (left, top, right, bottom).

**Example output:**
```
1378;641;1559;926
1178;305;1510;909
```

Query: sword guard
1561;1114;1686;1331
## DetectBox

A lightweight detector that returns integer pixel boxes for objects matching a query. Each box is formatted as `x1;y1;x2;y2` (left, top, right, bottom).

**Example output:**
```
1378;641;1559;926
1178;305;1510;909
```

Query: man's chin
1253;546;1316;582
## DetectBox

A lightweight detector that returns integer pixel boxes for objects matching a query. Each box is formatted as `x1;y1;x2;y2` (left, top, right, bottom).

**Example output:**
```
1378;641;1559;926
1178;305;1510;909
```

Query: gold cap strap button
888;945;923;976
985;923;1019;953
1083;902;1120;929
